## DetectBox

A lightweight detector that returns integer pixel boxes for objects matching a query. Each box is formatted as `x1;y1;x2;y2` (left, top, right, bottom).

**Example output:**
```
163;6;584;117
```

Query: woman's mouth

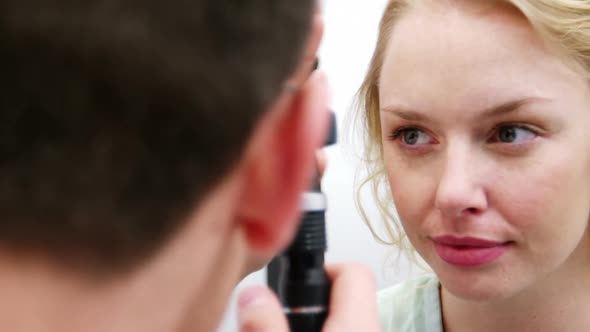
431;235;512;267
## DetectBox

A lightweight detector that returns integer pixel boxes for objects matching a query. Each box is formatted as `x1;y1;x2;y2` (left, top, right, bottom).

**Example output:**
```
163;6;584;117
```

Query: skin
379;1;590;331
243;150;329;277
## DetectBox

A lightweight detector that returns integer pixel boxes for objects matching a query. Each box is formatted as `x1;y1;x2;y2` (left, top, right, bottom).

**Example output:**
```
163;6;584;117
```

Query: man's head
0;1;327;330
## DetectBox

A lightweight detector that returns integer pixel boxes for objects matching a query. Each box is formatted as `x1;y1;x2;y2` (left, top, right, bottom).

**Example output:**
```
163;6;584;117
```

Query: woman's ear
236;68;330;258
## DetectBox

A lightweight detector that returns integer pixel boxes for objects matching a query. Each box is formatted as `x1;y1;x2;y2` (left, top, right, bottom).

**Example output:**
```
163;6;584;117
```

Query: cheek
491;152;590;243
384;153;437;229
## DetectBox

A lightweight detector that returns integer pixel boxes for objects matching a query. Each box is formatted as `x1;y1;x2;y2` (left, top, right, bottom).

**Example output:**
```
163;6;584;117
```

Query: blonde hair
353;0;590;260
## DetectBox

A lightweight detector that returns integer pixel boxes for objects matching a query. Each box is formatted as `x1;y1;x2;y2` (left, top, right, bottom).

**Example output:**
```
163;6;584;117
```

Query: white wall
217;1;422;330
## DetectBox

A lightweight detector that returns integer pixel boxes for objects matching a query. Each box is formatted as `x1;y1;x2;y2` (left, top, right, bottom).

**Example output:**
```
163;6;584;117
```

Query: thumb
238;286;289;332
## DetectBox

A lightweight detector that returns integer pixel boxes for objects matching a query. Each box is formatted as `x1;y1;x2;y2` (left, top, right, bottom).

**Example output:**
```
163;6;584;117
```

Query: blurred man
0;1;379;331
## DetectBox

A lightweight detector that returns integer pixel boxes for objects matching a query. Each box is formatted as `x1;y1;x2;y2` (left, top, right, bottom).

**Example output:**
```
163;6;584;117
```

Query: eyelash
488;124;539;143
388;126;431;142
387;124;540;144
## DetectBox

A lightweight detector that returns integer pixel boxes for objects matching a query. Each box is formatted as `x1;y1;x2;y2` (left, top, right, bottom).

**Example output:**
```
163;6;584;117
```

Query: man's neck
0;234;246;332
0;175;249;332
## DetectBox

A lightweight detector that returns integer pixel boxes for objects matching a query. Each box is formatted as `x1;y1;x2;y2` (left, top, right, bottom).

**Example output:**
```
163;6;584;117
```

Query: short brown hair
0;0;315;274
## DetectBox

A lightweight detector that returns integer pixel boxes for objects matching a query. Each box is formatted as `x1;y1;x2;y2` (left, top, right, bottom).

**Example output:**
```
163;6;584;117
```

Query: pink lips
432;236;510;267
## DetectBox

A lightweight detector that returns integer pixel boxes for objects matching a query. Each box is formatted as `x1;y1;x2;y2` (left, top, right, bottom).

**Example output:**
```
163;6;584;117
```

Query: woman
354;0;590;331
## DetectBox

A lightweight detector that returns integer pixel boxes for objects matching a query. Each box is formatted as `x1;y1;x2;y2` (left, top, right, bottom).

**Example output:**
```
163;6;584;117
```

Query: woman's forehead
381;2;537;74
378;4;584;113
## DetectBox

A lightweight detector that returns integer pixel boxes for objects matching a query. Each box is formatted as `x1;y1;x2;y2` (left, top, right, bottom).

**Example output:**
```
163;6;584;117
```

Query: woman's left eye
489;125;537;144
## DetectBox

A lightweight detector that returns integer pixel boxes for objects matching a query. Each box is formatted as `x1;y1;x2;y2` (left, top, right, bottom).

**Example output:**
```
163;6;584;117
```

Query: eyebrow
380;97;551;121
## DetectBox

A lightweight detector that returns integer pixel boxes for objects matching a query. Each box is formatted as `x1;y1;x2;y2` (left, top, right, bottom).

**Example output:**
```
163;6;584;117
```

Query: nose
434;145;487;219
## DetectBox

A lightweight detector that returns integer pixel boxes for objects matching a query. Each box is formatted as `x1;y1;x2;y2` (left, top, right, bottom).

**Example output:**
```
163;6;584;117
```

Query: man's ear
235;10;327;261
237;69;330;258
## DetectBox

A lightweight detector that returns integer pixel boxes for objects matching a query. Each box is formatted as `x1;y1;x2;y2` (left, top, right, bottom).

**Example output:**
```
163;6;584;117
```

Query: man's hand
237;264;381;332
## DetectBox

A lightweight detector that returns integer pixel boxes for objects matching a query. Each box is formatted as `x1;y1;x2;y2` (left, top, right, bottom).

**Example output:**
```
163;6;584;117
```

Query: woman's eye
390;128;433;145
491;125;536;143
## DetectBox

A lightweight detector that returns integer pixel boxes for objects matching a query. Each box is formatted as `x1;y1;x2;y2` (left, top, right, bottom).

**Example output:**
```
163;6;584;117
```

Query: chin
435;264;522;302
442;279;512;302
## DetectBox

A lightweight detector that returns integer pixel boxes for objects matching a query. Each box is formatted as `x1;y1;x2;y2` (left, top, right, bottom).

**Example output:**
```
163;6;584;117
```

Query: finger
323;264;381;331
238;286;289;332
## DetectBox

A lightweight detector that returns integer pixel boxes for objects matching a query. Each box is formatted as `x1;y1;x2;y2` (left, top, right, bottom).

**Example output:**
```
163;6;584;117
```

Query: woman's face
379;3;590;301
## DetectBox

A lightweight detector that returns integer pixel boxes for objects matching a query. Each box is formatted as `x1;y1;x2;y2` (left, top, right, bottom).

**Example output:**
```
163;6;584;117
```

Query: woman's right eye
389;127;434;146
